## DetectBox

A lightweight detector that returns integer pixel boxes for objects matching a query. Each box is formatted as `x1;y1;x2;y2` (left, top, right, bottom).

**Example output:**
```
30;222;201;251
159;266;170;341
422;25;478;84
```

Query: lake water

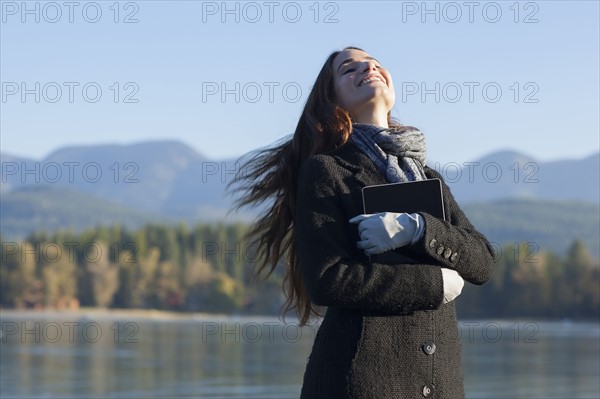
0;311;598;398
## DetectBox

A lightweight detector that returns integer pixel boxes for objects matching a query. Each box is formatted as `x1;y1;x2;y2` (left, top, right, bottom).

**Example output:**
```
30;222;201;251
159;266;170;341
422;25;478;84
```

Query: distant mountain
43;140;210;212
0;141;265;219
536;152;600;201
432;149;599;203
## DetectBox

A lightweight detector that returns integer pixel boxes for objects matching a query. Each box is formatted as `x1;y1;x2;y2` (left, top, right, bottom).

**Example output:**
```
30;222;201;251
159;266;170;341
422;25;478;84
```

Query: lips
358;74;385;87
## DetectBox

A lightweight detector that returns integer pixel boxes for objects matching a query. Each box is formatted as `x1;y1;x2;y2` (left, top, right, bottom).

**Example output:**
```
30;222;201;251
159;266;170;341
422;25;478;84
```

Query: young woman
228;46;495;398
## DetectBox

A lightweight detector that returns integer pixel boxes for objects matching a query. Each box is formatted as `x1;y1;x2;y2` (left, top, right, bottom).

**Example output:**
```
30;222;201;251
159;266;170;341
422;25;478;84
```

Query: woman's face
332;49;395;120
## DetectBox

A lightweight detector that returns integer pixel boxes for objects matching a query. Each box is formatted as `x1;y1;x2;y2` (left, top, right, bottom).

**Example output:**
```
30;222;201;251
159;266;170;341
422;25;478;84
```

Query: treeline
458;240;599;319
0;223;598;319
0;223;284;315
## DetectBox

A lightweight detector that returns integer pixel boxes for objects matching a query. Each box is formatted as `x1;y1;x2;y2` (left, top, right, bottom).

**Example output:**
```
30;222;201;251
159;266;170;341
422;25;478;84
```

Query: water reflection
1;314;598;398
462;320;600;398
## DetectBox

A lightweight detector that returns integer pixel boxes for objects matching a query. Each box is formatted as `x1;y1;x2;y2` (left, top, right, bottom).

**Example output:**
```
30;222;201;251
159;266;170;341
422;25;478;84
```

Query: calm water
0;312;598;399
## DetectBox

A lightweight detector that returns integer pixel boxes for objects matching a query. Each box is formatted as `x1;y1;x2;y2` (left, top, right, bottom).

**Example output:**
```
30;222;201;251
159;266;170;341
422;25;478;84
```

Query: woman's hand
349;212;425;256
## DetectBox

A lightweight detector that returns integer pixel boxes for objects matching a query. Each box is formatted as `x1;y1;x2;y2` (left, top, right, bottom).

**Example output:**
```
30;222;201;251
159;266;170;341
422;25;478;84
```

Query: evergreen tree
0;241;37;307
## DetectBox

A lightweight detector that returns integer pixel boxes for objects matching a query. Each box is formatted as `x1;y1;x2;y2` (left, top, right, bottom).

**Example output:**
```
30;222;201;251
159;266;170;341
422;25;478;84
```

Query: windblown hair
226;46;415;326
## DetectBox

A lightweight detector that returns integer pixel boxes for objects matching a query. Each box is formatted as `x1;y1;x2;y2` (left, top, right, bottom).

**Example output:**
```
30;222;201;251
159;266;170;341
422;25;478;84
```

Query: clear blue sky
1;0;598;165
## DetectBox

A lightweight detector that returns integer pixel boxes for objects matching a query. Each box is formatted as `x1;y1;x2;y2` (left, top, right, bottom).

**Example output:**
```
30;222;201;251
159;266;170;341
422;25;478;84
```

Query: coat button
443;247;452;259
422;341;436;355
450;252;458;262
436;245;445;255
429;238;437;249
422;384;435;397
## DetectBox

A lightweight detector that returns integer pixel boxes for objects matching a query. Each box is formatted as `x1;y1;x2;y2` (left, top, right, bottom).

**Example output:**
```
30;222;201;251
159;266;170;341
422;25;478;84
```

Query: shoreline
0;308;290;323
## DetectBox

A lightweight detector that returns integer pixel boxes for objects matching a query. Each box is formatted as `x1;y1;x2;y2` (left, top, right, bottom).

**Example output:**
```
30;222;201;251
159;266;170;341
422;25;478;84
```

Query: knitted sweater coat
294;141;495;399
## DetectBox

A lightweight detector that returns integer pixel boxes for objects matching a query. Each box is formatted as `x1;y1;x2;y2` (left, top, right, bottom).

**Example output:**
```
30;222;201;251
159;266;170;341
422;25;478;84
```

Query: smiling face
332;48;395;126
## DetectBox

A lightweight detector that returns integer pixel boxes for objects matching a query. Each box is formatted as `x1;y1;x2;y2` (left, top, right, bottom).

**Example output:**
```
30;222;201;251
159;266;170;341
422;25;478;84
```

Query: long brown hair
226;46;412;326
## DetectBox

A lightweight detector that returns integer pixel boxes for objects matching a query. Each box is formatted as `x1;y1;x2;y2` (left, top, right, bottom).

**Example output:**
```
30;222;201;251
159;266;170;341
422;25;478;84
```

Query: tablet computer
361;178;446;221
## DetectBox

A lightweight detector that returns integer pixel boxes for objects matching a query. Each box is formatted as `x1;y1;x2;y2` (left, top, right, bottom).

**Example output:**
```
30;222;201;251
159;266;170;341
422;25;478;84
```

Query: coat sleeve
294;155;445;314
406;168;496;285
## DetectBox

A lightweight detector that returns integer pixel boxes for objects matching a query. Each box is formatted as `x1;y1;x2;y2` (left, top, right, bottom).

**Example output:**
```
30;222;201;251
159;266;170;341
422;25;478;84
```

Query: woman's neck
351;114;388;128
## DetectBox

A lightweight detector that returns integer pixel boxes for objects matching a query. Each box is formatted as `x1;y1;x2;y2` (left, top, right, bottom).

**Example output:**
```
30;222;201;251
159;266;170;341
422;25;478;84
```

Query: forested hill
1;141;598;258
2;192;599;259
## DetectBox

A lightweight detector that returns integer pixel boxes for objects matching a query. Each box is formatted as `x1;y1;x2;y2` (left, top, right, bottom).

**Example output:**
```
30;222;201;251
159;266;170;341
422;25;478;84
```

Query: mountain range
1;140;598;257
435;149;599;203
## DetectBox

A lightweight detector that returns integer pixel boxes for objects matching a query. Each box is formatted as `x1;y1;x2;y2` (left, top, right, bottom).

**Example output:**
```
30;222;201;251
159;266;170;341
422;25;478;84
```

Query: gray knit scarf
349;123;427;183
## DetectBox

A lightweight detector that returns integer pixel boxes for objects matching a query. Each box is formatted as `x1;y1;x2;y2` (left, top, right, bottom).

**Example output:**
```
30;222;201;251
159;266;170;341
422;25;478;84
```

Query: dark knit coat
294;141;495;399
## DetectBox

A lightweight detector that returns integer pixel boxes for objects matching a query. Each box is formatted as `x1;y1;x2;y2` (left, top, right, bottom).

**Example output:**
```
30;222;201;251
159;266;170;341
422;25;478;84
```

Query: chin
360;89;393;104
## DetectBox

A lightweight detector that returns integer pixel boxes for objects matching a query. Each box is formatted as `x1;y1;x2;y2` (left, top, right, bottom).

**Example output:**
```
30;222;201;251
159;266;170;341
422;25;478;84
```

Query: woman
228;46;495;398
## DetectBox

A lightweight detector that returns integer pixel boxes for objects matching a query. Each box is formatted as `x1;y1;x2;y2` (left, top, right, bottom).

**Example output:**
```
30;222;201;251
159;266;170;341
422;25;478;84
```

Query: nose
360;60;379;72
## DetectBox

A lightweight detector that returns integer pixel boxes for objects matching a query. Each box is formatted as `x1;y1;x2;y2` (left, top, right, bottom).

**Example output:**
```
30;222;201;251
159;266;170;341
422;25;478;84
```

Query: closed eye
341;62;383;75
344;65;383;74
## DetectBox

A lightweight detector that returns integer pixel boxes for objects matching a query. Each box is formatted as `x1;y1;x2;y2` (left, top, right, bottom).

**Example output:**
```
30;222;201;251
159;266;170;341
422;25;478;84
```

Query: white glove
349;212;425;256
441;268;464;304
